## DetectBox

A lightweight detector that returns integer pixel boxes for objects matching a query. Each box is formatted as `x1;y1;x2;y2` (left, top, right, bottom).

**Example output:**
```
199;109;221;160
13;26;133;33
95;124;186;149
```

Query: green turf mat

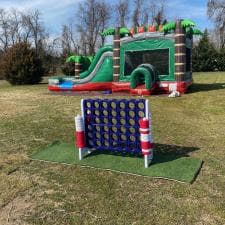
31;141;202;183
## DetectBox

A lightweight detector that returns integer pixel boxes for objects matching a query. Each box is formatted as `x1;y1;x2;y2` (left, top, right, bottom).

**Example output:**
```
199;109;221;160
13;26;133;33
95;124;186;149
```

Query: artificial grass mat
31;141;202;183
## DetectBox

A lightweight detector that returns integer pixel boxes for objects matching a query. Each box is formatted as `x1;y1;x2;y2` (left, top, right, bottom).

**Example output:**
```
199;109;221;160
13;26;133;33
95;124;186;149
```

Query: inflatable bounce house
48;19;202;95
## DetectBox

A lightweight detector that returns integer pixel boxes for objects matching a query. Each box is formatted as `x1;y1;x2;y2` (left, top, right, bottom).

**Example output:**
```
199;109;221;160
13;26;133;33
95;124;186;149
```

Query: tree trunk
75;63;82;79
113;27;120;82
175;19;186;82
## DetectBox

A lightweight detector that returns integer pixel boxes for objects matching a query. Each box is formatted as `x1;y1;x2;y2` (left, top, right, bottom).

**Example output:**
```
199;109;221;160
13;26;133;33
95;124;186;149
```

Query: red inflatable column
139;117;153;168
75;115;86;160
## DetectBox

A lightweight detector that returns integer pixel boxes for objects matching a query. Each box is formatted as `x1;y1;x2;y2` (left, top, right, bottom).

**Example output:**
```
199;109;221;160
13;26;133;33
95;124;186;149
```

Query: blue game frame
81;98;149;154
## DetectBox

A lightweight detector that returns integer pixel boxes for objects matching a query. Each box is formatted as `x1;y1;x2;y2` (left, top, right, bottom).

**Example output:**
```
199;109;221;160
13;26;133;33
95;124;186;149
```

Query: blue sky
0;0;212;36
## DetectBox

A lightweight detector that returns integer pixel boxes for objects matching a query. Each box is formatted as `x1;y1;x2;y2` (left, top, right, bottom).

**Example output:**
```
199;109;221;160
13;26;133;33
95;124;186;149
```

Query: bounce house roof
121;32;175;44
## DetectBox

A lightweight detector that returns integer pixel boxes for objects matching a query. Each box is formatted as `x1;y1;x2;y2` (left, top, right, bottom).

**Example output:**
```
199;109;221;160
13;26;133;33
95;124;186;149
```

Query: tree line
60;0;166;56
192;0;225;72
59;0;166;76
0;8;54;82
0;0;224;84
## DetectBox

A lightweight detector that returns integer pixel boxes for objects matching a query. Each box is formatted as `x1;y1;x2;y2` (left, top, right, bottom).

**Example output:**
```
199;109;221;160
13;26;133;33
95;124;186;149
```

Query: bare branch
207;0;225;48
115;0;130;27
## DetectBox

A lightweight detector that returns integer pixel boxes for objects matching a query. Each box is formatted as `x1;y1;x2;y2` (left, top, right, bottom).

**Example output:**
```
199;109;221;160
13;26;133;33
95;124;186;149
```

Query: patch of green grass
0;72;225;224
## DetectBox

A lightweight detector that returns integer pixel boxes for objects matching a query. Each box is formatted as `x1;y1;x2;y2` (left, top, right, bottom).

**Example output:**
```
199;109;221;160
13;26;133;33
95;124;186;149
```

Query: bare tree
76;0;110;55
142;9;149;26
147;0;166;26
21;10;45;54
0;8;57;77
68;23;80;53
115;0;129;27
61;25;72;55
0;8;24;50
132;0;142;27
0;8;47;54
8;9;22;45
131;0;166;27
61;24;80;56
0;9;10;51
98;1;111;46
207;0;225;48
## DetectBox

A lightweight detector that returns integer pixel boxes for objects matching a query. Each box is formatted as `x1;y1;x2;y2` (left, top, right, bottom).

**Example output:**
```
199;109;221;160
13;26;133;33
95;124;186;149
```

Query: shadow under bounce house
48;19;202;95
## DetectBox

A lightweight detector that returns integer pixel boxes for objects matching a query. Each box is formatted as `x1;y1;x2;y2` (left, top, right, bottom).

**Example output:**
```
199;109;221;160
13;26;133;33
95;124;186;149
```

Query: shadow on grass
151;143;199;165
188;83;225;93
86;143;199;165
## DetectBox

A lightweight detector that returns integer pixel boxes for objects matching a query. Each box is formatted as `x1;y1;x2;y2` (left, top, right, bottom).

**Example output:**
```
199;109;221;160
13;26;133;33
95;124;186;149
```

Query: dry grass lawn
0;72;225;224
